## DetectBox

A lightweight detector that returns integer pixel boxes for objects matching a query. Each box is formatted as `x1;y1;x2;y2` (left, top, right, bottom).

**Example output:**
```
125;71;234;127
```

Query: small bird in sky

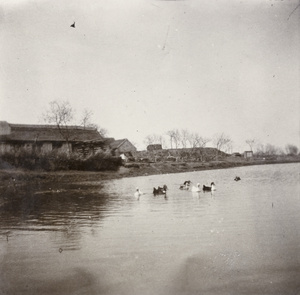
70;22;75;28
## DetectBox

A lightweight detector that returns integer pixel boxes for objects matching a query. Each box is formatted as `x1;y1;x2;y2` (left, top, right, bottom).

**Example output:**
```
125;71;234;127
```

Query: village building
108;138;137;161
108;138;137;155
0;121;137;159
0;121;105;156
244;150;254;159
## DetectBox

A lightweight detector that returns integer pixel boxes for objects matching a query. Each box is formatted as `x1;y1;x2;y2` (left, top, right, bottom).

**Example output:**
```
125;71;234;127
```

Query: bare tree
245;139;256;152
80;109;94;128
44;100;74;126
224;141;233;154
144;134;156;147
186;132;202;148
180;129;189;148
87;123;108;137
213;133;232;159
79;109;108;136
173;129;181;149
43;100;74;153
155;134;166;148
255;143;265;157
166;130;176;149
198;136;210;148
285;144;299;155
213;133;232;151
265;143;279;156
194;135;210;161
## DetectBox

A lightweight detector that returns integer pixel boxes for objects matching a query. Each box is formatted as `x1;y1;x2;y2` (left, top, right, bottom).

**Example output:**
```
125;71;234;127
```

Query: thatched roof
109;139;127;150
0;122;104;143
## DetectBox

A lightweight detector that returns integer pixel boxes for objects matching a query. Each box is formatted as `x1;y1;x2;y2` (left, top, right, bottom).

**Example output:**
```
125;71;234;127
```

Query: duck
153;185;168;195
234;176;241;181
179;180;191;190
134;188;143;198
191;183;201;192
203;182;216;192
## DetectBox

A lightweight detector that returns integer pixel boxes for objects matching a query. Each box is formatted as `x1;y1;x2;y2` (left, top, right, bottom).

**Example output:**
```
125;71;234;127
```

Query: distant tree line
144;129;233;154
144;130;299;157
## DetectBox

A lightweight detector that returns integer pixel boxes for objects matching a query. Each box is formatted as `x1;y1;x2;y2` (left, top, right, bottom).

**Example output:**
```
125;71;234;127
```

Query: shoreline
0;159;299;207
0;158;299;186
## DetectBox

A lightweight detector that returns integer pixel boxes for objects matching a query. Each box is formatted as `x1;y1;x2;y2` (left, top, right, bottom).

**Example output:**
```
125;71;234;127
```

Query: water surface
0;163;299;295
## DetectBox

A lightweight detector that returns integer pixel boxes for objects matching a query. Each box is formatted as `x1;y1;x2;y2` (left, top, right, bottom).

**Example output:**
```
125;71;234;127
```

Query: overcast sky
0;0;299;151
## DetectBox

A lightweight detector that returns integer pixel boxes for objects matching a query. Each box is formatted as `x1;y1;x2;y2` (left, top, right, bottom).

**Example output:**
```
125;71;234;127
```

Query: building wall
58;143;70;153
41;143;52;153
0;143;11;153
244;151;253;159
0;121;11;135
0;141;72;155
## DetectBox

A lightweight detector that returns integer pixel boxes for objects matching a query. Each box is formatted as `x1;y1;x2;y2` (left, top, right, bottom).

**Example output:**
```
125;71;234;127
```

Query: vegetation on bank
0;145;299;174
0;149;122;172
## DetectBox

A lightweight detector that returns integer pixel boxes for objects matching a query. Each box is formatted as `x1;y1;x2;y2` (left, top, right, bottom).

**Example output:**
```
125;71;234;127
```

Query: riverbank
0;158;299;188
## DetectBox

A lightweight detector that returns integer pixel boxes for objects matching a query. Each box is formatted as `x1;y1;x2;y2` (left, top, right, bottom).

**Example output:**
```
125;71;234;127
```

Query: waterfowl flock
134;176;241;197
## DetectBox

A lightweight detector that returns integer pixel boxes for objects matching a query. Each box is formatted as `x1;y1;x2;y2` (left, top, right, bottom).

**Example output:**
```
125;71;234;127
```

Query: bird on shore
234;176;241;181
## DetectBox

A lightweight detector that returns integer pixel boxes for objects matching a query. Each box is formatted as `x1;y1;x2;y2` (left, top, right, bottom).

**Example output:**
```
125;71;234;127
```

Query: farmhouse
108;138;137;156
0;121;138;159
0;121;105;156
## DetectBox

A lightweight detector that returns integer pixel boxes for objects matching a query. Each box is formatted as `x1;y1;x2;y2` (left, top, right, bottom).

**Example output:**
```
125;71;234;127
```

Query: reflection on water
0;163;300;295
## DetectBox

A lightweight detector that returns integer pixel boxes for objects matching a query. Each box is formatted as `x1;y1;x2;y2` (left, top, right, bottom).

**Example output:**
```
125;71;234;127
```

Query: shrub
83;152;122;171
0;149;122;171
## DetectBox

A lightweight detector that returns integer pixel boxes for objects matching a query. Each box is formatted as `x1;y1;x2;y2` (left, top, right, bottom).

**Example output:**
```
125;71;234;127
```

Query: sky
0;0;299;151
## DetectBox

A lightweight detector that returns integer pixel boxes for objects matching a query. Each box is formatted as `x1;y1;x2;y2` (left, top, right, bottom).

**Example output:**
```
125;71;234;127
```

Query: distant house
147;144;162;151
244;150;253;159
109;138;137;156
0;121;104;156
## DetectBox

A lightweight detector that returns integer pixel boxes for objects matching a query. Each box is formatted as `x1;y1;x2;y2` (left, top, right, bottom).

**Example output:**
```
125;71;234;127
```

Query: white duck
134;188;143;198
191;183;201;192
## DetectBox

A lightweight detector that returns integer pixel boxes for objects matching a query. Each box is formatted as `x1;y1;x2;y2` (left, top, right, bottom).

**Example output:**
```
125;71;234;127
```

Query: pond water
0;163;299;295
